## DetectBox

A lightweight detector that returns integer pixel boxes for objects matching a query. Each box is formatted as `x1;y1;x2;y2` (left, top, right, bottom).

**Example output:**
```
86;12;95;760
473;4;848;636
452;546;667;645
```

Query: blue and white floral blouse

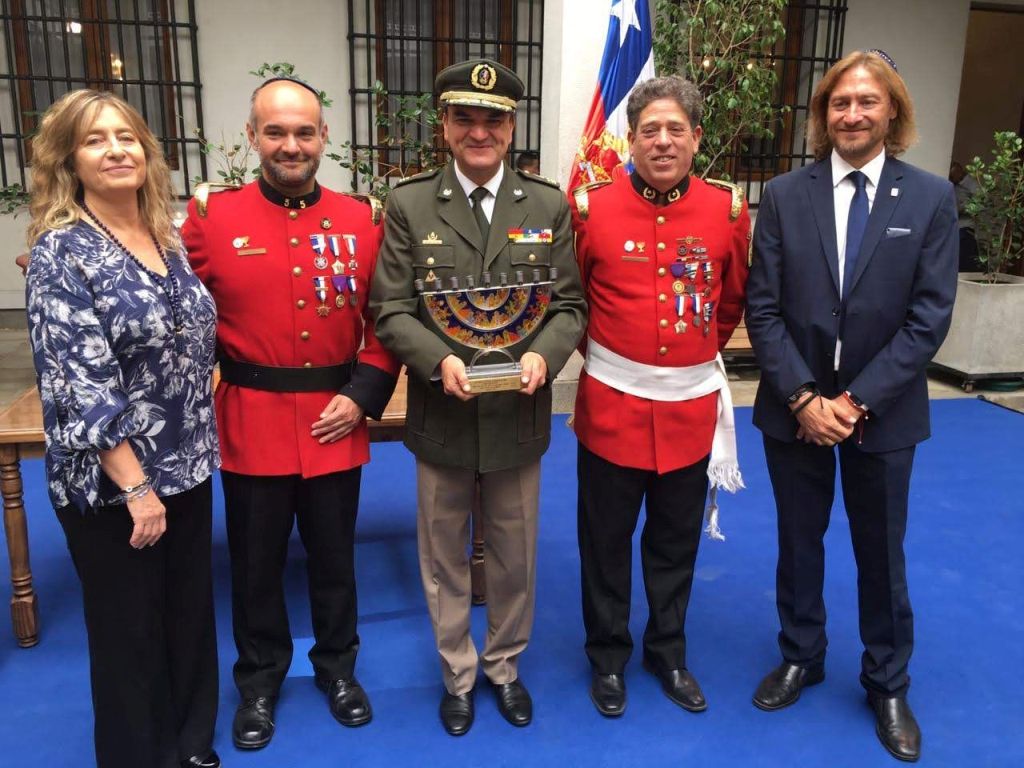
26;222;220;512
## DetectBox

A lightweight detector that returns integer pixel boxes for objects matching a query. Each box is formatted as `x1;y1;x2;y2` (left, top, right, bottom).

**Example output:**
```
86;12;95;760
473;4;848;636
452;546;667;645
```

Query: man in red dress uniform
183;77;399;751
570;75;749;718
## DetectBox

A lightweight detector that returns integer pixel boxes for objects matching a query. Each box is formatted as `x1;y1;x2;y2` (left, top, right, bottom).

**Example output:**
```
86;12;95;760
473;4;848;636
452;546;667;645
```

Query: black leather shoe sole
642;658;707;713
232;732;271;751
752;666;825;712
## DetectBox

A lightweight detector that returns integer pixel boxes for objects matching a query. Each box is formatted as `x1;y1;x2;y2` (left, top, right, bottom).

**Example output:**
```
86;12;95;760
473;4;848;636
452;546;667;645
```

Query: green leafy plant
191;129;258;187
965;131;1024;282
0;183;30;216
652;0;787;179
326;80;441;200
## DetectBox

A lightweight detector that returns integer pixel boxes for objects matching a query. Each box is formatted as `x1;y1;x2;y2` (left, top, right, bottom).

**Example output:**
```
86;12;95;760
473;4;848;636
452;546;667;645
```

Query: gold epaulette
342;192;383;225
571;179;612;221
395;167;441;187
705;178;744;222
515;167;560;189
193;181;242;218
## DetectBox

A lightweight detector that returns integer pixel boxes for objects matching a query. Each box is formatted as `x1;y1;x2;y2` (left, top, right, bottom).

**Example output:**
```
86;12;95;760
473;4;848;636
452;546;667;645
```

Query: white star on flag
610;0;642;46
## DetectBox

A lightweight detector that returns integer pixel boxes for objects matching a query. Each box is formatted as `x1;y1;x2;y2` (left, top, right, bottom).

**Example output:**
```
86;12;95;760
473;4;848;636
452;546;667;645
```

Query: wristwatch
844;390;869;412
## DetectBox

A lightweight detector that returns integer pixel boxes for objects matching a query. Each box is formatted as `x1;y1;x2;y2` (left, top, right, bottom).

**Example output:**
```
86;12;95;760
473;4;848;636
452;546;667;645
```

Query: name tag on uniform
508;228;552;244
237;248;267;256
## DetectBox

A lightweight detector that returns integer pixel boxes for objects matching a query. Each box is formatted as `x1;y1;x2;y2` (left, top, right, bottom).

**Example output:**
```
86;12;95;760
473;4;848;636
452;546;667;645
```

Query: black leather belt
219;357;353;393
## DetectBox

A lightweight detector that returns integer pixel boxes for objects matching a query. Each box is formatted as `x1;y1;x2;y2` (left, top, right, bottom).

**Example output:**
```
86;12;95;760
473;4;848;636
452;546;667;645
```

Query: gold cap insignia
471;63;497;91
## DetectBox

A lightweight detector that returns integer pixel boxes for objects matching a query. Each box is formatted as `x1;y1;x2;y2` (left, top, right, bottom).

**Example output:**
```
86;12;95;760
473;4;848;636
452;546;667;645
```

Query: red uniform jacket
183;179;399;477
570;174;750;474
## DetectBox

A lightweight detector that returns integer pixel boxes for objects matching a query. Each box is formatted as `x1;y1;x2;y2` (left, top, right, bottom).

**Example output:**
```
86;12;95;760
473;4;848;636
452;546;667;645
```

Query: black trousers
56;479;218;768
577;443;709;674
763;435;916;696
221;468;362;698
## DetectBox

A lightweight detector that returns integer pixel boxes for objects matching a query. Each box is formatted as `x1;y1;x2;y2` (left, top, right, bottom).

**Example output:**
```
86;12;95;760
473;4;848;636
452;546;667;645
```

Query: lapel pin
513;188;523;196
232;236;249;248
321;217;332;229
442;188;452;197
891;187;899;197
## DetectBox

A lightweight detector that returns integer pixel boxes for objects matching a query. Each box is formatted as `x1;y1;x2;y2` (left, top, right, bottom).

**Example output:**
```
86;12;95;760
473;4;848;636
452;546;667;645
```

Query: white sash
584;338;744;540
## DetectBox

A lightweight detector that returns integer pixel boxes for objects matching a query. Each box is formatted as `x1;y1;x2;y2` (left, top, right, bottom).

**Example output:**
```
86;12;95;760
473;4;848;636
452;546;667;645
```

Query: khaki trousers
416;458;540;695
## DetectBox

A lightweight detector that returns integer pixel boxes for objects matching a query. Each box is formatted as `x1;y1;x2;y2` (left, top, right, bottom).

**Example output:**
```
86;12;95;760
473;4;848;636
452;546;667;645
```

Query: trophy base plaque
465;350;524;393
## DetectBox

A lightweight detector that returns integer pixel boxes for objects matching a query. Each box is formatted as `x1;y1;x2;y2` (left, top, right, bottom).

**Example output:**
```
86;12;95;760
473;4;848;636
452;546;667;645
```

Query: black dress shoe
316;676;373;727
491;678;533;726
590;672;626;717
752;662;825;711
642;658;707;712
232;696;276;750
181;750;220;768
440;690;475;736
867;693;921;762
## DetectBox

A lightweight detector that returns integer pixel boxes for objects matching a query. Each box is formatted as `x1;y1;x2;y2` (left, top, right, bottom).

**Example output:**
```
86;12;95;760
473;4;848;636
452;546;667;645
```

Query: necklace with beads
80;202;184;336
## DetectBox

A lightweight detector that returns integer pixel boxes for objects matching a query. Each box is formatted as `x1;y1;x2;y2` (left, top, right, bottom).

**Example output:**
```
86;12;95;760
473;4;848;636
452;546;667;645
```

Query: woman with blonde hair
25;88;221;768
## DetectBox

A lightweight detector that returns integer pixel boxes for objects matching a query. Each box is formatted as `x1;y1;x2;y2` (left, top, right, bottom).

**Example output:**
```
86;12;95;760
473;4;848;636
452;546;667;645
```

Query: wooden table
0;388;44;647
0;374;412;649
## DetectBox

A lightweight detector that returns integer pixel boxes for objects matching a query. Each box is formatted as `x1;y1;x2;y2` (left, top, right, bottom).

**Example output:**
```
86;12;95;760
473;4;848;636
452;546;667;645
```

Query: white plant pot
932;272;1024;379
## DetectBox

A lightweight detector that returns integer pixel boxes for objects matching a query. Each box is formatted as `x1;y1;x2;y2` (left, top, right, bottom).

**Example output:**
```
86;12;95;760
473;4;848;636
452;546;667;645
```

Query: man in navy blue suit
746;50;958;763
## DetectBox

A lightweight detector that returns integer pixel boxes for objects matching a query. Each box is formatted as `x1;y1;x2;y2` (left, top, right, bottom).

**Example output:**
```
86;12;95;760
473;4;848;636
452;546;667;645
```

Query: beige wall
0;0;996;309
841;0;970;177
951;8;1024;166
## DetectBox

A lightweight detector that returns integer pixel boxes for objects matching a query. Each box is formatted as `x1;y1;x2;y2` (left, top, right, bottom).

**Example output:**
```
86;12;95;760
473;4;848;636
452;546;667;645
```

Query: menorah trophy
415;267;558;393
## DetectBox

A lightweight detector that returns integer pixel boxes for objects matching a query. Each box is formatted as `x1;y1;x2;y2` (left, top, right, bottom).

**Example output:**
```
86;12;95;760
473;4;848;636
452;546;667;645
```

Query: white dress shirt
832;147;885;369
453;160;504;224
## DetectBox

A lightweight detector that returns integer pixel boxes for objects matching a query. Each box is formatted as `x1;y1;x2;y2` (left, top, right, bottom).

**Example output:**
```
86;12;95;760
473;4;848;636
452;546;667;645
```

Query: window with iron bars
0;0;207;197
734;0;848;208
345;0;544;192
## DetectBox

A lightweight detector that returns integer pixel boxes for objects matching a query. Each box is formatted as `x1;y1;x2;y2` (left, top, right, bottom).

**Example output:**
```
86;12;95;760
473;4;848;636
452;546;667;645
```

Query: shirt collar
831;147;886;189
453;160;504;200
630;171;690;206
258;176;322;208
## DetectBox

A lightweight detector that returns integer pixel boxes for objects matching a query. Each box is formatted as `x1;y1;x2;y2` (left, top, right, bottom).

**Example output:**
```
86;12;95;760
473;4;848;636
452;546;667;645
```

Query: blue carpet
2;399;1022;766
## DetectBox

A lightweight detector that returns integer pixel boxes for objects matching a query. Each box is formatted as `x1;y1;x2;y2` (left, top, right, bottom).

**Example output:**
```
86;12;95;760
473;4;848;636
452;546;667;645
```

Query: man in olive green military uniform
370;58;586;736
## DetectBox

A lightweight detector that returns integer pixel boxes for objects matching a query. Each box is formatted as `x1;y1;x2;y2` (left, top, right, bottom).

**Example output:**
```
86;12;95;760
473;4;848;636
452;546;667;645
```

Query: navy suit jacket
746;156;959;452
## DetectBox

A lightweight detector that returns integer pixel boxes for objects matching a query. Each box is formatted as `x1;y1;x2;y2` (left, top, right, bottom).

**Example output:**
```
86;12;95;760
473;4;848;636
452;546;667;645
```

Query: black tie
469;187;490;242
843;170;868;297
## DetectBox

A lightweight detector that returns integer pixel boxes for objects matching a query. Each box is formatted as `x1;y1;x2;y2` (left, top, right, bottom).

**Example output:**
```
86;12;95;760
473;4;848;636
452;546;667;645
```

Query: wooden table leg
1;444;39;647
470;478;486;605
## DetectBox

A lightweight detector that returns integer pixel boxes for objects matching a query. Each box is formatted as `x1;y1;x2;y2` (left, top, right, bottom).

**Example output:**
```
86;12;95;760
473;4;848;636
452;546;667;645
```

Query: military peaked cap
435;58;524;113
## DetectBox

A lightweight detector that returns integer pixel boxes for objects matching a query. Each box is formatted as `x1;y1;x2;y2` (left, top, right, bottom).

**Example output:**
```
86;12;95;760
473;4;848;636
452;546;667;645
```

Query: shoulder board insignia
193;181;242;218
341;192;383;225
571;179;613;221
705;178;745;222
395;167;441;187
515;168;560;189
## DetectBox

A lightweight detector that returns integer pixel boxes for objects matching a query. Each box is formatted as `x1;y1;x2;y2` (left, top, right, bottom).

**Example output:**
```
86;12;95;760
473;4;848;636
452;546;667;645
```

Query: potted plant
932;130;1024;388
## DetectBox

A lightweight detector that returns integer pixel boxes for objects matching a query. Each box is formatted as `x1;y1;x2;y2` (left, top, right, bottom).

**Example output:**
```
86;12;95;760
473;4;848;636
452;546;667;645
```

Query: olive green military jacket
369;162;587;472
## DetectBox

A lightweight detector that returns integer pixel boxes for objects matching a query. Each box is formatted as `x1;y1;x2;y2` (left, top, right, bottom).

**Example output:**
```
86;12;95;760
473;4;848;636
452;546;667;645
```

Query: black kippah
867;49;897;72
256;76;323;100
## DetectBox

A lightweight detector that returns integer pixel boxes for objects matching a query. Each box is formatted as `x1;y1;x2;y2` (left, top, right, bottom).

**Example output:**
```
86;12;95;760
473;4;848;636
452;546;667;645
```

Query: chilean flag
569;0;656;192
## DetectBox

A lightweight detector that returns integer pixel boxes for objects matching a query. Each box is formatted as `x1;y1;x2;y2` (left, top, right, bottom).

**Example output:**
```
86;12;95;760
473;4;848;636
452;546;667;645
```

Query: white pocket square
885;227;912;238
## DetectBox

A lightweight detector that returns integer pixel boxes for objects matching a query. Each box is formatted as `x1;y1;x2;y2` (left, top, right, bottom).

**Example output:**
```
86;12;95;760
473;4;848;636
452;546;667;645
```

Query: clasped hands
440;352;547;401
792;392;863;447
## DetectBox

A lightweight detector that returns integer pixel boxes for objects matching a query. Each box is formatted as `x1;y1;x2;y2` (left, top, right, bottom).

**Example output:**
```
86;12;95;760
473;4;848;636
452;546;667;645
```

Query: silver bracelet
124;484;152;502
121;475;151;495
